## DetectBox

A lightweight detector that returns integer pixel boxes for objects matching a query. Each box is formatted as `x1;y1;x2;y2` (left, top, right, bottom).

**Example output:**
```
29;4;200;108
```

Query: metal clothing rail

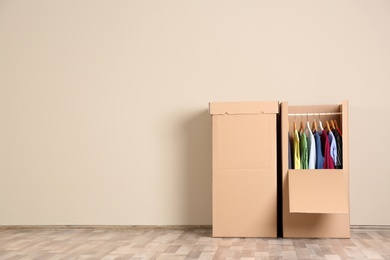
288;112;342;117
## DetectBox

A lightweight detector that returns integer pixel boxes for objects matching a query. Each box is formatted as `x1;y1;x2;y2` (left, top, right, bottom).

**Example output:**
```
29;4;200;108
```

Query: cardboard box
280;101;350;238
289;170;349;213
209;101;279;237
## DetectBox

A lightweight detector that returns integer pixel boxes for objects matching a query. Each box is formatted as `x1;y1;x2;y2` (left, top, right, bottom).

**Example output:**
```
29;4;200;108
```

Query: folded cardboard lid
209;101;279;115
288;170;349;214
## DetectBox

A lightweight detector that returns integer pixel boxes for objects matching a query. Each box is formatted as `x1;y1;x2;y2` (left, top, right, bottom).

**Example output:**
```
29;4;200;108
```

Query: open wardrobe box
280;101;350;238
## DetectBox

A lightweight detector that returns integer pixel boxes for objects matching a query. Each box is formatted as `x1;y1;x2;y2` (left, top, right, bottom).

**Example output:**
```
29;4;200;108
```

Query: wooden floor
0;226;389;259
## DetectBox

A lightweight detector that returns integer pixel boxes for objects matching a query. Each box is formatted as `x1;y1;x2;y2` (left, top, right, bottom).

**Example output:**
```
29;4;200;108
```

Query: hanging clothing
306;128;316;169
321;130;335;169
332;129;343;169
336;127;342;136
314;131;324;169
293;130;301;169
300;132;308;169
328;131;338;167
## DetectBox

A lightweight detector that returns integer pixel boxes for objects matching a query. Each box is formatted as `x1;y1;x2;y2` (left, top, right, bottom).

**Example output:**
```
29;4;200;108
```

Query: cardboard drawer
288;170;349;214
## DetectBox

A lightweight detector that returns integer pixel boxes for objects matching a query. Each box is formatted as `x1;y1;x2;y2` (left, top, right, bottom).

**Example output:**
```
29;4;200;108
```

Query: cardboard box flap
288;170;349;214
209;101;279;115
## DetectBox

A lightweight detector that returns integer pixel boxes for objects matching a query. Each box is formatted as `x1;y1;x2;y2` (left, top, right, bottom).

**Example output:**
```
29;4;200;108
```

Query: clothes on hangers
308;133;316;169
305;124;316;169
332;129;343;169
328;130;338;168
314;131;325;169
289;116;343;170
300;132;308;169
321;129;335;169
293;129;301;169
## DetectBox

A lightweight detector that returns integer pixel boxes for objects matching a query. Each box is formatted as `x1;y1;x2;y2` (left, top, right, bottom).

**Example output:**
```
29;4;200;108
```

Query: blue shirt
314;131;324;169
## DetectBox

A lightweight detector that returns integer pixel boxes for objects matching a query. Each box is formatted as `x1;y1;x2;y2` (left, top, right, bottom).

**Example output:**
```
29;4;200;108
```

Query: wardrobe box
280;101;350;238
209;101;279;238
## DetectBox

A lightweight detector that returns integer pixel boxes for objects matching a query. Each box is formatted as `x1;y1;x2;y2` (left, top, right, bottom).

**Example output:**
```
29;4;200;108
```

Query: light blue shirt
328;131;338;167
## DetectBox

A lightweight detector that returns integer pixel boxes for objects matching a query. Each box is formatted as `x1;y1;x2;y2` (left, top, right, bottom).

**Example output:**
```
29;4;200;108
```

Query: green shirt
300;132;309;169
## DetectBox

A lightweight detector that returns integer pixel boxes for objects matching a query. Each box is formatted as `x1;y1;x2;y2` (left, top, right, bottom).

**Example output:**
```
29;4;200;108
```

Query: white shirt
304;124;316;169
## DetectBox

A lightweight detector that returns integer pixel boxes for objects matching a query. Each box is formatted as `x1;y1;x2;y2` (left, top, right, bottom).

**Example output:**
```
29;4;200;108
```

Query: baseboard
350;225;390;231
0;225;389;231
0;225;212;231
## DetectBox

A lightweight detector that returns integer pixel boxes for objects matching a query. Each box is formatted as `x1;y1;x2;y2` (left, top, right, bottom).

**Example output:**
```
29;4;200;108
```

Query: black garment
332;129;343;169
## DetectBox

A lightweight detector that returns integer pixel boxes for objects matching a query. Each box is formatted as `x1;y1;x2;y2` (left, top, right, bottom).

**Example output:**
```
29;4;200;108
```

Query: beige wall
0;0;389;225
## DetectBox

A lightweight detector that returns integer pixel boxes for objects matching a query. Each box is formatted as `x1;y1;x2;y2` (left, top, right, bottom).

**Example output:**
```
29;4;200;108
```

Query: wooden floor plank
0;227;390;259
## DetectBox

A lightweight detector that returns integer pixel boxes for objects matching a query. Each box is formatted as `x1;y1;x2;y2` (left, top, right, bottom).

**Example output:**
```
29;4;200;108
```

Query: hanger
305;120;311;135
293;115;297;131
333;119;339;130
318;114;324;131
326;120;331;132
304;114;310;134
331;119;336;131
334;119;342;135
299;120;304;134
312;118;318;132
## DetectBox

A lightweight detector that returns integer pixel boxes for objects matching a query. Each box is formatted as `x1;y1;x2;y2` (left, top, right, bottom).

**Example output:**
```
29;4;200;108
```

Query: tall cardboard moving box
209;102;279;237
280;101;350;238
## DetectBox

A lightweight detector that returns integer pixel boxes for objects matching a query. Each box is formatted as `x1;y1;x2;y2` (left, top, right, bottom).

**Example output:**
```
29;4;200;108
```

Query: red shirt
321;130;335;169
